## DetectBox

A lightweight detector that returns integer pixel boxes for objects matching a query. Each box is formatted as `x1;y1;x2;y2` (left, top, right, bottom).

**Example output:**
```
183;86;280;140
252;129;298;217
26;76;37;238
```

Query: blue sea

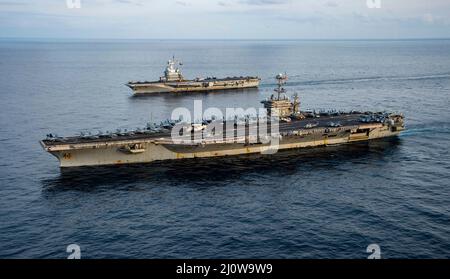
0;39;449;258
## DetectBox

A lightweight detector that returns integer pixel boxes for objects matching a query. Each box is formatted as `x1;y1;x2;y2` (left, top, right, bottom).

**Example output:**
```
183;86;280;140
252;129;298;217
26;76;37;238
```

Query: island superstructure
126;57;260;94
42;74;404;168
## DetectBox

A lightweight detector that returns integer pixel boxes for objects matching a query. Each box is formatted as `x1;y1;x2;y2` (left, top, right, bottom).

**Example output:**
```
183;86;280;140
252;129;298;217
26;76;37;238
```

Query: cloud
274;15;323;24
239;0;289;6
0;0;29;6
176;1;190;6
325;1;338;8
217;1;231;7
1;0;450;39
114;0;143;6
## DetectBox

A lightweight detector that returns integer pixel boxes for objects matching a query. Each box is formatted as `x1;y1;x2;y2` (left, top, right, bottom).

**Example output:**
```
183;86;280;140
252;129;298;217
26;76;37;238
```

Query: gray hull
41;120;403;168
127;78;260;94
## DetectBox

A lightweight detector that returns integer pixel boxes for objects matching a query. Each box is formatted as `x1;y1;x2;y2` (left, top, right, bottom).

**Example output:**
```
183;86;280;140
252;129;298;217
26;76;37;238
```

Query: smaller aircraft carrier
126;57;260;94
42;74;405;168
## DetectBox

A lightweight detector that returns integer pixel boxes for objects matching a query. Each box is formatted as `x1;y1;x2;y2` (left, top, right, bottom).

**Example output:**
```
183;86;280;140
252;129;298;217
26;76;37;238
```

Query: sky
0;0;449;39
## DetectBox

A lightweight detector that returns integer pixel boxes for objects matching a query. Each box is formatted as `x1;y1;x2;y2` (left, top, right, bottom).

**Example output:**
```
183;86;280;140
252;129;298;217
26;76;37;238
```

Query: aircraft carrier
126;57;260;94
41;74;404;168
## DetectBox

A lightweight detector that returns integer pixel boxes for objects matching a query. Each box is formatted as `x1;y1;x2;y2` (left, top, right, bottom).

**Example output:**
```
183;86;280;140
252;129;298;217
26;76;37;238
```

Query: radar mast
274;73;288;100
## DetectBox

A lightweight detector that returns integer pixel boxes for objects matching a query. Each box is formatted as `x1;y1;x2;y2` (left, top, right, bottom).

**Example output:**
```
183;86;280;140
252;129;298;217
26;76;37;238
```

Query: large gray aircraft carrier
42;74;404;167
126;57;260;94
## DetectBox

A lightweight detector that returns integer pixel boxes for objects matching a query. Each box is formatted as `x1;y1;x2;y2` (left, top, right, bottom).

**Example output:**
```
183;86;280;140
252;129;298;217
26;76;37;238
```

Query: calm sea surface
0;39;449;258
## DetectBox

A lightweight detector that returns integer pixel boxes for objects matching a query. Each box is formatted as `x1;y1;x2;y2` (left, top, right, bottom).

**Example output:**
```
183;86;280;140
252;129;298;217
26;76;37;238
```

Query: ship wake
260;73;450;88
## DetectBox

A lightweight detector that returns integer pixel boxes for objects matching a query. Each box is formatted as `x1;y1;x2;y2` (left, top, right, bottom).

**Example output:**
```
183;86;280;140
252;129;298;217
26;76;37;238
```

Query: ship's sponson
126;76;260;94
41;113;404;167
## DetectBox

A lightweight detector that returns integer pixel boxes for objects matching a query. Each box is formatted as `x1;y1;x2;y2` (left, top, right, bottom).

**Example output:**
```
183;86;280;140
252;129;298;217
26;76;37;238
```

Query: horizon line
1;37;450;42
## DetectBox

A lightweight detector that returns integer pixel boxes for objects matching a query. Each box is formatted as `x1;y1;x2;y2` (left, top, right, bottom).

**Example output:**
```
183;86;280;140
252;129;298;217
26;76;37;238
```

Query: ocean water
0;39;449;258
